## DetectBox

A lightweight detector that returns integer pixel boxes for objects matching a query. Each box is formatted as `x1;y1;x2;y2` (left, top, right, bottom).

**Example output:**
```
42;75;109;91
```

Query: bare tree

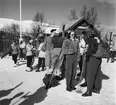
31;12;47;38
89;7;98;26
33;12;46;23
80;5;87;18
80;5;100;27
31;23;41;39
0;23;20;50
68;9;78;21
30;12;47;48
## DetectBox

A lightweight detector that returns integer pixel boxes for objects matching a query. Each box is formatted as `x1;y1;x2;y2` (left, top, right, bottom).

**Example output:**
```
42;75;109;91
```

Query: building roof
63;17;100;35
65;17;86;31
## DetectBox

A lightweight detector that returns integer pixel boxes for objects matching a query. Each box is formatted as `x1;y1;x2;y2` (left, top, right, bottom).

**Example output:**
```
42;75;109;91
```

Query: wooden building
64;17;100;38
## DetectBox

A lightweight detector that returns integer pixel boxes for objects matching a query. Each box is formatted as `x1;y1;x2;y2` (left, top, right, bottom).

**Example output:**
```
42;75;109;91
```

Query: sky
0;0;116;28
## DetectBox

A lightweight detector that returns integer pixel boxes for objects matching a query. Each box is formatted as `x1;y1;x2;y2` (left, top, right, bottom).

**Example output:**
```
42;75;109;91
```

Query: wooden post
109;32;112;46
62;24;65;39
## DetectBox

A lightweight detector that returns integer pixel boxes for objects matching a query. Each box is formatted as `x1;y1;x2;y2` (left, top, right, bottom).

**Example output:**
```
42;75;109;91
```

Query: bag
41;43;46;52
92;44;104;58
43;74;59;89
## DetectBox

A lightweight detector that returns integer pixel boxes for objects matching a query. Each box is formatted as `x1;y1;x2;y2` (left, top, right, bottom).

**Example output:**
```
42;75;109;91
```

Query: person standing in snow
11;41;20;66
26;40;34;72
36;38;45;72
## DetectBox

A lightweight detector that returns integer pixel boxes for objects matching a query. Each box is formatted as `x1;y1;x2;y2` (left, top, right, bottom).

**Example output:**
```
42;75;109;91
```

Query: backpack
43;74;59;89
92;43;104;58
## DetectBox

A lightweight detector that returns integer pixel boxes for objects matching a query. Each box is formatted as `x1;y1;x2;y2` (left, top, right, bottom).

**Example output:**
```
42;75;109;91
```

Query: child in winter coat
36;38;45;72
26;40;34;71
11;41;20;66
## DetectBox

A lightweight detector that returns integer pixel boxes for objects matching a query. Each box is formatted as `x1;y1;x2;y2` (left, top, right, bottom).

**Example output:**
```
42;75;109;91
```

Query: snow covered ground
0;57;116;105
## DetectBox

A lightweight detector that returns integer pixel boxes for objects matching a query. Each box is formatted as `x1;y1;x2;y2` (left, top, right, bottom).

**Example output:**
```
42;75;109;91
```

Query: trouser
51;48;63;75
65;54;77;88
82;55;91;82
79;55;83;74
38;57;45;70
87;56;102;91
12;54;18;64
27;56;33;67
45;51;51;68
20;48;25;59
60;55;66;78
51;48;62;68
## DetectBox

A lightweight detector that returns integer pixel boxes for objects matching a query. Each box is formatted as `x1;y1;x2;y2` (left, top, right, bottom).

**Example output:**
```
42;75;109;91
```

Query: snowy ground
0;56;116;105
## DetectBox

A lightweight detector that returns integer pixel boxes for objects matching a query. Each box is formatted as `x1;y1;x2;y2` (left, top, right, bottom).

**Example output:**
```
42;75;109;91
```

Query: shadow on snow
19;86;48;105
0;82;23;98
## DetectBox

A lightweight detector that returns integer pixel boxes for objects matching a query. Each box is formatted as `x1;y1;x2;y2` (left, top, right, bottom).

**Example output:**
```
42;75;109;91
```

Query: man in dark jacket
44;29;56;73
80;31;98;87
51;30;64;76
82;34;102;97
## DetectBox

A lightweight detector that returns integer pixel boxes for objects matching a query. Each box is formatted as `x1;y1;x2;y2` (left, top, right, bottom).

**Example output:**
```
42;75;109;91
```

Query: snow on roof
78;26;88;29
41;25;60;34
58;17;87;33
65;17;84;31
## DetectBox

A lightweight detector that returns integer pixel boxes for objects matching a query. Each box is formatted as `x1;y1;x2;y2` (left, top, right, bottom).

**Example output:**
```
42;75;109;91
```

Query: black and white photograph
0;0;116;105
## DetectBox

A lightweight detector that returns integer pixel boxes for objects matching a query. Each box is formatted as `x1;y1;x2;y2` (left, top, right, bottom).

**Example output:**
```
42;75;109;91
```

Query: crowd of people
10;28;115;97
